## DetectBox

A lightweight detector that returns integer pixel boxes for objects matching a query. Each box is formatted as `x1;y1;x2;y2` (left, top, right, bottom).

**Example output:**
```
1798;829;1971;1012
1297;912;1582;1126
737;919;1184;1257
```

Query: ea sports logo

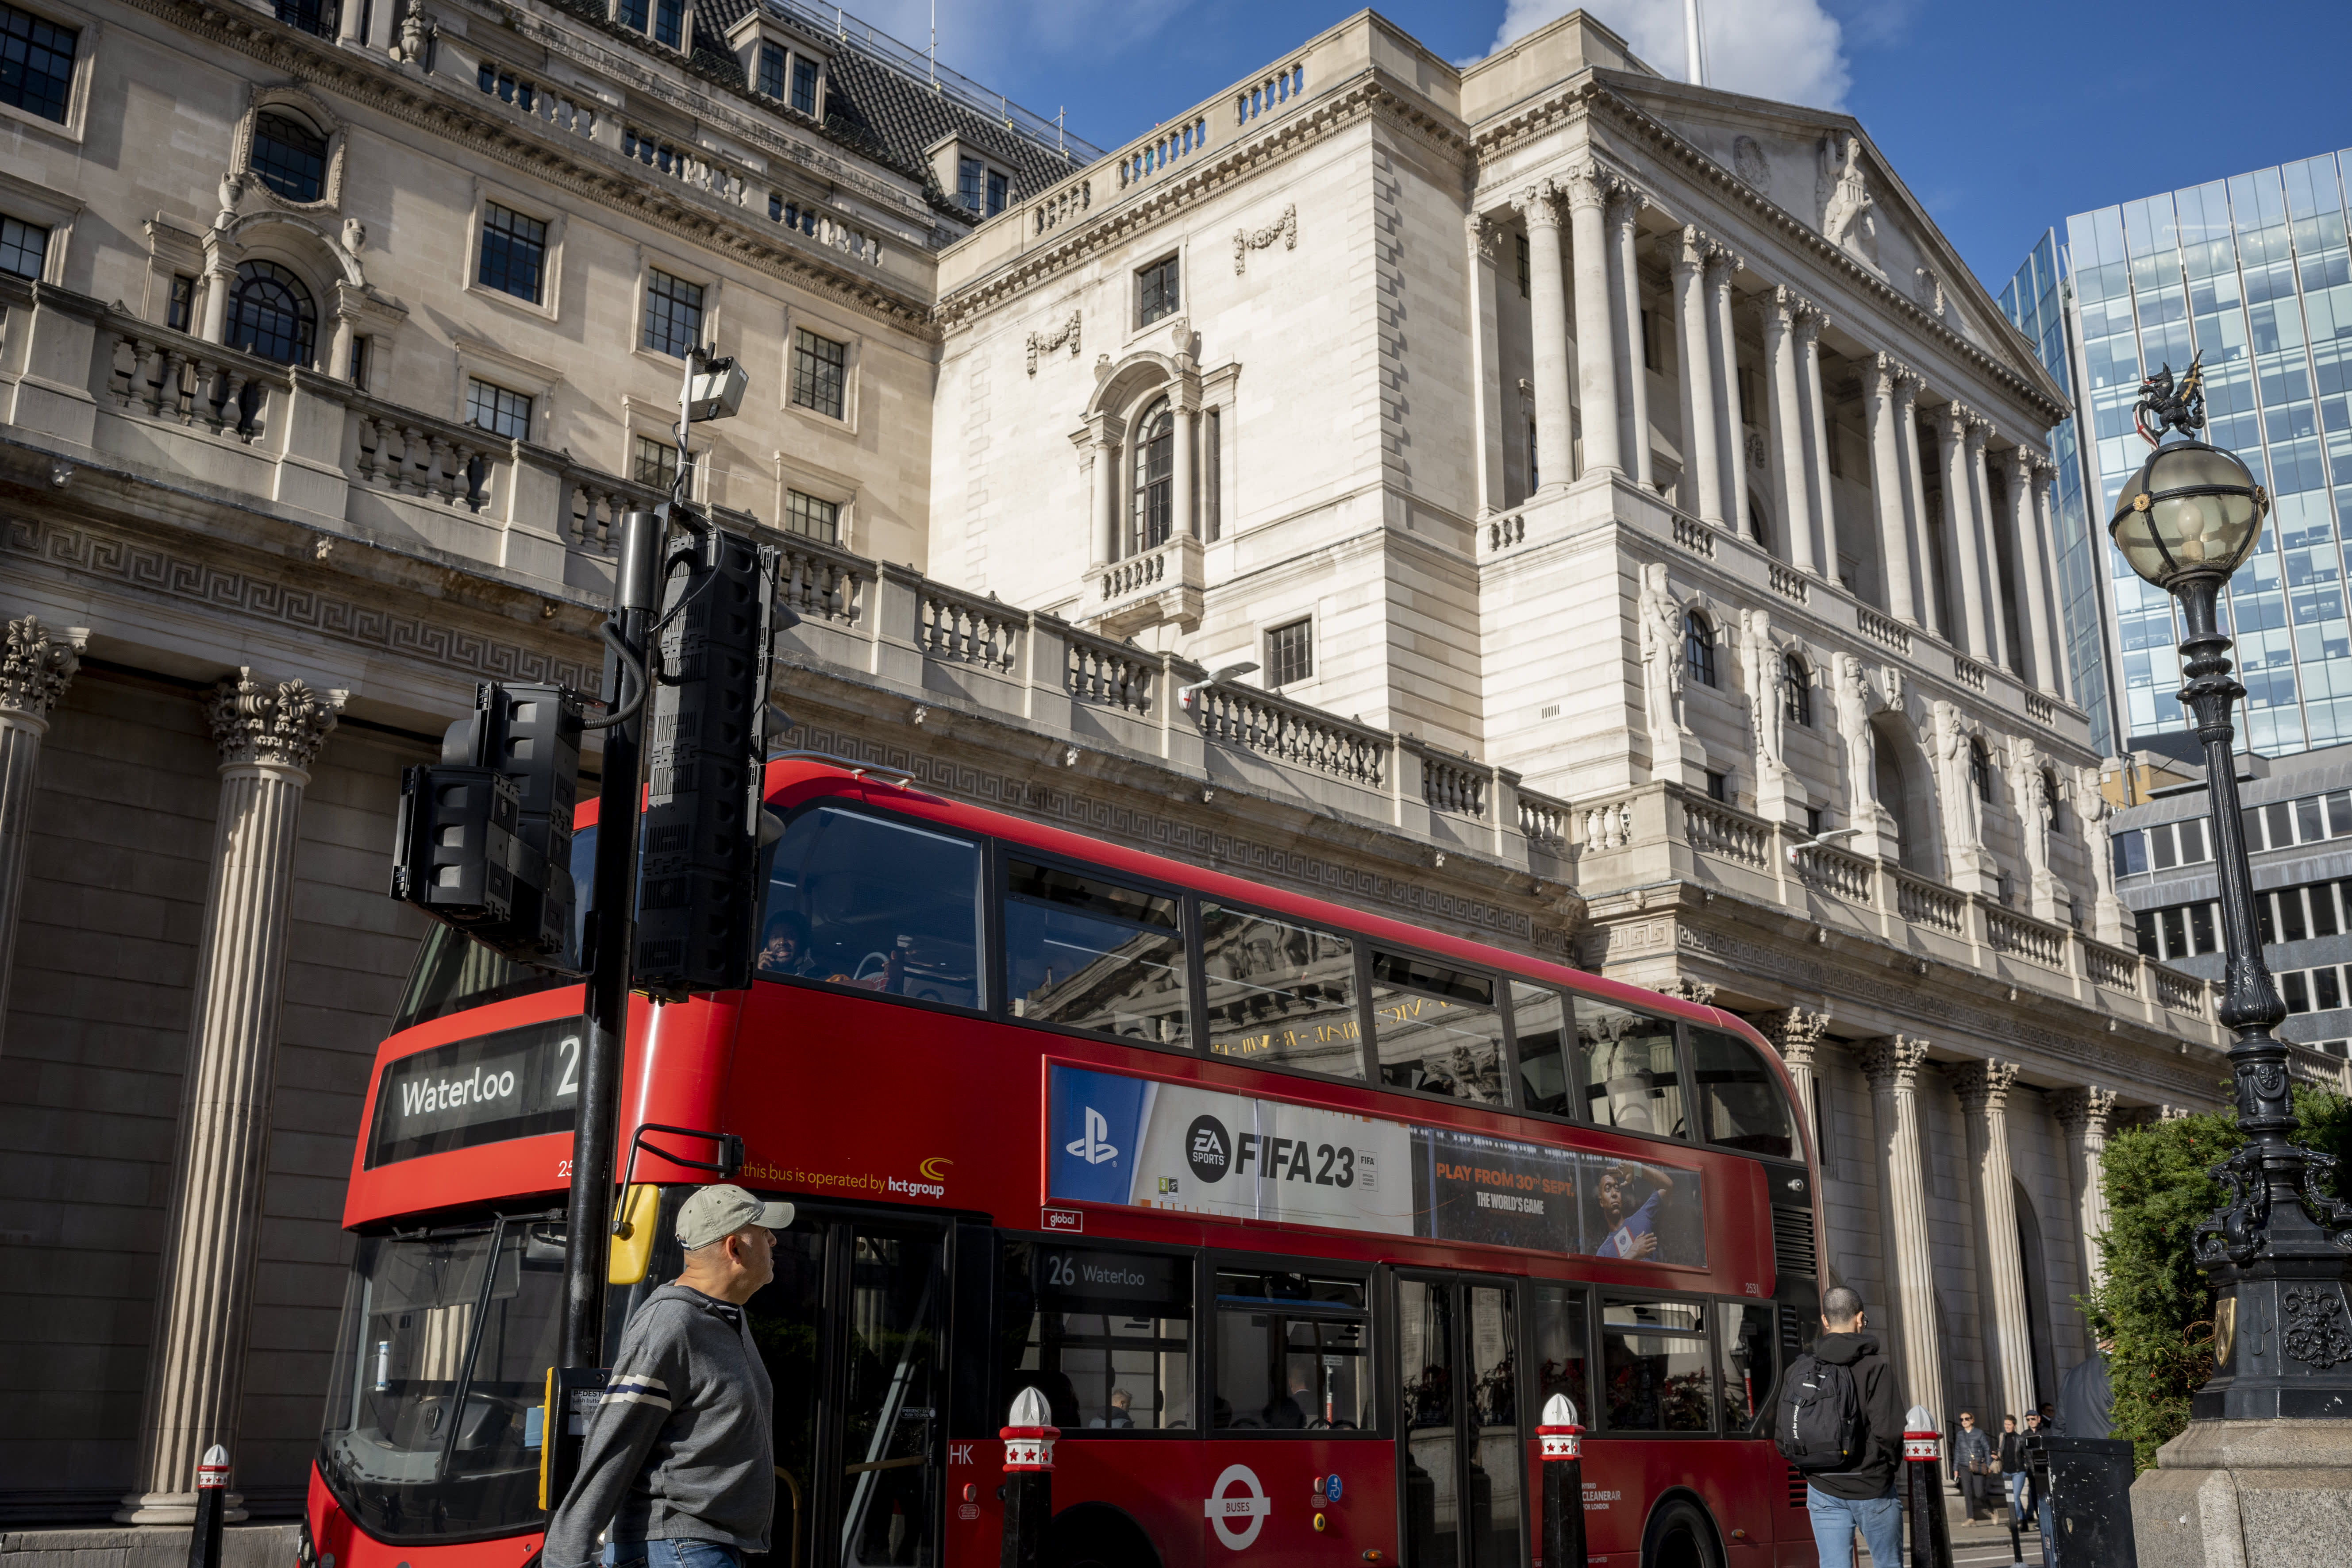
1186;1115;1231;1184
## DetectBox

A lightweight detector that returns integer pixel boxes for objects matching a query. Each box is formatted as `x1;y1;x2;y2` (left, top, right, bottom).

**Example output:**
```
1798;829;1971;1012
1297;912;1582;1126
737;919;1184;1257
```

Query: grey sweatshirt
542;1284;775;1568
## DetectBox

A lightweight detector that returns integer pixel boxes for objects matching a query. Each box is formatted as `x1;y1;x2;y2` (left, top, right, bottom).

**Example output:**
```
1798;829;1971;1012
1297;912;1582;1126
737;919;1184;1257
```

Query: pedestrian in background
2056;1338;2114;1440
1998;1416;2027;1523
1951;1411;1993;1522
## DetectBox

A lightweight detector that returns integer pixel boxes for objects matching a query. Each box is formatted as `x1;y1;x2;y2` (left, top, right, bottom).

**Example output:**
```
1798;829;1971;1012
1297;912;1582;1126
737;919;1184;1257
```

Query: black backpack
1775;1352;1863;1471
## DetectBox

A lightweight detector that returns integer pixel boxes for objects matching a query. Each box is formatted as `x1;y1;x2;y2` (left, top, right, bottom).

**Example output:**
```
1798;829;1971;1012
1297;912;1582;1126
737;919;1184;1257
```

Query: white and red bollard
1900;1407;1953;1568
999;1387;1058;1568
187;1445;230;1568
1537;1394;1587;1568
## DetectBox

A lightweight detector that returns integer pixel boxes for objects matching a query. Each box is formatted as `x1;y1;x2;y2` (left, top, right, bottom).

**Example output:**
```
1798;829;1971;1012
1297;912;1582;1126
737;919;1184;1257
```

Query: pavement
1946;1499;2044;1568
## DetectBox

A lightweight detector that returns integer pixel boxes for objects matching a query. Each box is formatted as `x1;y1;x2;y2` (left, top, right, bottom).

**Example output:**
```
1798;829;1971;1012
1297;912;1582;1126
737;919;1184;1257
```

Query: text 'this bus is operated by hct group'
309;760;1826;1568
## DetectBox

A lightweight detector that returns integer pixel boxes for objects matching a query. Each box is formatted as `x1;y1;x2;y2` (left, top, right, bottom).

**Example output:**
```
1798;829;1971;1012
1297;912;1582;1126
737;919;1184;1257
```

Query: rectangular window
2258;894;2276;947
2160;906;2188;959
1717;1302;1777;1434
789;55;818;114
1510;982;1574;1117
1204;408;1221;542
0;0;77;123
2281;889;2309;944
633;434;679;490
999;1240;1192;1432
2114;830;2148;878
791;327;847;419
1213;1271;1370;1432
477;202;548;305
755;42;785;98
166;273;196;332
2150;826;2178;871
1199;902;1360;1079
2330;790;2352;838
1804;805;1824;838
2265;802;2293;851
1579;1002;1682;1137
639;268;703;358
0;213;47;280
1737;366;1758;426
1003;859;1188;1047
1266;618;1311;688
617;0;646;30
757;805;982;1007
2177;818;2208;864
1705;771;1729;802
2298;797;2325;846
347;333;370;391
2241;807;2265;852
652;0;681;46
957;155;984;214
1600;1299;1713;1433
784;489;838;545
2315;886;2342;939
2190;901;2219;954
466;378;532;441
986;168;1009;217
1137;254;1179;327
2317;967;2344;1013
1528;420;1540;491
1370;952;1504;1103
1516;233;1529;299
2134;908;2158;958
1532;1283;1590;1431
2285;970;2311;1014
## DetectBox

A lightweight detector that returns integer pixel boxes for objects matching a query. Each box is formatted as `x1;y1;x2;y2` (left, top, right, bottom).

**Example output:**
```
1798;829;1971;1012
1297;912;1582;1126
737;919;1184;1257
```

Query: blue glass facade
1999;232;2118;758
2028;153;2352;759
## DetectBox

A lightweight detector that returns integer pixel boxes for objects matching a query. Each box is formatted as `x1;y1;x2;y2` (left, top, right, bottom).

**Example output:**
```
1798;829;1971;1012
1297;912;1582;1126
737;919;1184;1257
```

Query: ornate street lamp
2107;353;2352;1413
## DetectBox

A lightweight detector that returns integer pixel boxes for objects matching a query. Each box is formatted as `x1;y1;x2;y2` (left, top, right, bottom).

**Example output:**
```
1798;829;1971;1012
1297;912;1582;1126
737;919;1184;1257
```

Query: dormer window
729;14;827;116
790;54;818;114
618;0;683;49
756;42;785;98
958;156;1008;217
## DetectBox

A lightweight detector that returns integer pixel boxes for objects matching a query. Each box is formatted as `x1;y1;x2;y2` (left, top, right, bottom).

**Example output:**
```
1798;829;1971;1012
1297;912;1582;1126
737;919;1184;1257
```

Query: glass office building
2017;152;2352;759
2000;233;2118;758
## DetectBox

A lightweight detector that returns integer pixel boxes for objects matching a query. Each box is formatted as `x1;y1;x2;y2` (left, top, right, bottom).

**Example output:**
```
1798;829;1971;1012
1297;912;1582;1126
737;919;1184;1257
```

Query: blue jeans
604;1541;743;1568
1807;1483;1903;1568
2007;1471;2028;1521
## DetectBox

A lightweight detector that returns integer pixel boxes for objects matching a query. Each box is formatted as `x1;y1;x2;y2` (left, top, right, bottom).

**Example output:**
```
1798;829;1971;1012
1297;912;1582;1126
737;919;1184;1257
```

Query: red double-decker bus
307;759;1823;1568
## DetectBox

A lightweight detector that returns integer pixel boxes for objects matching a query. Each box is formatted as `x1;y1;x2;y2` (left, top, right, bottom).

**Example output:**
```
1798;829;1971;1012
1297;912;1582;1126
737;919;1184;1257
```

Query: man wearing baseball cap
543;1184;796;1568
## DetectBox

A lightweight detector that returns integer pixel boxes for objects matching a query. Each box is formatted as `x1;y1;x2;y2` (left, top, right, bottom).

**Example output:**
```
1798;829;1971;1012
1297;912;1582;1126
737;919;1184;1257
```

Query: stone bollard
1537;1393;1587;1568
999;1386;1057;1568
187;1445;230;1568
1901;1407;1953;1568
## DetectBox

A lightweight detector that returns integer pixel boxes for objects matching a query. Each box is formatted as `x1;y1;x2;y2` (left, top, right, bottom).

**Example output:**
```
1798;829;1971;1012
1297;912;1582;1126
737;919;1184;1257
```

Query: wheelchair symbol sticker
1203;1464;1271;1550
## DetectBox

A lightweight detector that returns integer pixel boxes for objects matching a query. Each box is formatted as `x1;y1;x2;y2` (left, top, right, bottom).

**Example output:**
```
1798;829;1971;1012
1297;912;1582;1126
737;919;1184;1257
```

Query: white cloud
1484;0;1852;112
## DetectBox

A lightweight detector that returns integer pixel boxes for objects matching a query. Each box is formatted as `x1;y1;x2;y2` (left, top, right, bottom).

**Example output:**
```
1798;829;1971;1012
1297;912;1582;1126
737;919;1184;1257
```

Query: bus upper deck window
1577;1003;1683;1138
1199;904;1363;1079
758;807;981;1008
1509;982;1572;1115
1003;860;1189;1047
1370;952;1504;1103
1688;1028;1794;1158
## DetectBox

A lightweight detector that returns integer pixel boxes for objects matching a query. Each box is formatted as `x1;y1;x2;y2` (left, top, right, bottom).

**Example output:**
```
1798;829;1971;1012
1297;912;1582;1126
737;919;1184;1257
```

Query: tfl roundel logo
1186;1115;1232;1184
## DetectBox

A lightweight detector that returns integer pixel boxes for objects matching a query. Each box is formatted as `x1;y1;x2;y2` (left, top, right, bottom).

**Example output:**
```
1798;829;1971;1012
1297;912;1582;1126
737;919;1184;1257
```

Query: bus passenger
1266;1368;1313;1428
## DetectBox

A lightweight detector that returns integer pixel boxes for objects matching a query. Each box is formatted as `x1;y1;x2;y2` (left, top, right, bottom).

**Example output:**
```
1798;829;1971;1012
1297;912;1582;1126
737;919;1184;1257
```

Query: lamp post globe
2106;437;2267;593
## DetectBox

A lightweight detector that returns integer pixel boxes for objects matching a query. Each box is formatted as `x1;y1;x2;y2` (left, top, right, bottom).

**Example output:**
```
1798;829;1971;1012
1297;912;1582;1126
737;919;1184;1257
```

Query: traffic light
389;682;585;972
634;519;780;999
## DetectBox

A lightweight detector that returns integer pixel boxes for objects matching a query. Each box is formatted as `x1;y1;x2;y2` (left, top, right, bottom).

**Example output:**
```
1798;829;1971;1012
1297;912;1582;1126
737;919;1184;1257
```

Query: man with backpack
1776;1287;1905;1566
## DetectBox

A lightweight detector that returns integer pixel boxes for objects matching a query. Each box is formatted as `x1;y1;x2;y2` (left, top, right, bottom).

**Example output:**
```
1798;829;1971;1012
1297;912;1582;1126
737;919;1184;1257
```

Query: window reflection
1689;1029;1794;1157
1370;953;1504;1102
1213;1272;1370;1431
1599;1299;1713;1433
757;808;980;1007
1511;982;1573;1115
1004;861;1188;1046
1199;904;1362;1078
1578;1004;1683;1136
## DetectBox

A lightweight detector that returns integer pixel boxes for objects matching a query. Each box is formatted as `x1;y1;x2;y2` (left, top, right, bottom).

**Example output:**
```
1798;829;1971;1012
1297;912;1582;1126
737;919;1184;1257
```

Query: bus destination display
365;1017;583;1168
1046;1063;1705;1264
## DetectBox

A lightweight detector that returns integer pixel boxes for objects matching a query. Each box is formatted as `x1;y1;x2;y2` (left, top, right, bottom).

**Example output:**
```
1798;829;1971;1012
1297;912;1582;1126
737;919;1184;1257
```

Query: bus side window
1509;982;1573;1115
1688;1029;1795;1158
998;1240;1193;1433
1576;1003;1684;1137
1213;1271;1371;1432
1530;1282;1590;1425
1198;904;1364;1079
1717;1302;1777;1434
1369;952;1505;1103
1003;860;1189;1047
1598;1298;1713;1433
756;806;982;1008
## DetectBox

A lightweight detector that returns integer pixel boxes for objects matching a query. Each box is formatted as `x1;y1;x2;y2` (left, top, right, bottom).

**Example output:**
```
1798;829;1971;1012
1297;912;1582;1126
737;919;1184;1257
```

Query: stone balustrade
1088;533;1204;637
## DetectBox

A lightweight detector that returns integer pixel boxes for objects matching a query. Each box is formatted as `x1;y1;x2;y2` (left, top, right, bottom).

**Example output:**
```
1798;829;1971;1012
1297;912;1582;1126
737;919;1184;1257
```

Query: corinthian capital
1751;1006;1832;1070
1560;161;1609;211
1510;181;1562;228
205;667;347;769
1945;1058;2022;1115
2053;1085;2118;1138
1855;1034;1930;1092
1673;223;1712;274
0;616;88;720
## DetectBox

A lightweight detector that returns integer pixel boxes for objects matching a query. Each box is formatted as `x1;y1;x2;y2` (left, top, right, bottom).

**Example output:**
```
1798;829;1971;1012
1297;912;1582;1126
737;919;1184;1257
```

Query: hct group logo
1065;1106;1120;1166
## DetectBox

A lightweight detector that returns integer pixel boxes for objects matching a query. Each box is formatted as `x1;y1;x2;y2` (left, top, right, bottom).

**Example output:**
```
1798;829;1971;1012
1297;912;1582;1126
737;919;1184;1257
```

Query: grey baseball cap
675;1183;795;1250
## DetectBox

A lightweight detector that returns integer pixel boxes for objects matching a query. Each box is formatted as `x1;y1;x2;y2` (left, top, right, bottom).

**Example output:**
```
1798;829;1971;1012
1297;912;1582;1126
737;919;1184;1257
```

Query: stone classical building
0;0;2331;1538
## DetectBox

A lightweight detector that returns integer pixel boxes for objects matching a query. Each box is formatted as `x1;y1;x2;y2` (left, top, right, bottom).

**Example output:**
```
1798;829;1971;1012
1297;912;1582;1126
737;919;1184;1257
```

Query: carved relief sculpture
2079;760;2129;944
1233;203;1297;274
1833;653;1879;822
1025;311;1080;376
1638;562;1685;759
1817;132;1878;270
1742;607;1787;778
1931;700;1983;857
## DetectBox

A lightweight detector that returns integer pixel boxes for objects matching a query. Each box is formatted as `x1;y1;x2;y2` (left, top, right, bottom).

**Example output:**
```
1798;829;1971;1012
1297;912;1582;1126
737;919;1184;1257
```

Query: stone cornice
112;0;938;336
936;71;1469;333
1473;79;2068;428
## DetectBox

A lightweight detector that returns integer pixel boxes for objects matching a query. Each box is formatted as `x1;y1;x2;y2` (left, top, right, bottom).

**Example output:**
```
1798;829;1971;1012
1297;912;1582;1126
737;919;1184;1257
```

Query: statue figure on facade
2079;760;2128;944
1931;700;1983;854
1832;653;1878;819
1817;132;1878;269
1638;562;1685;758
1741;607;1787;778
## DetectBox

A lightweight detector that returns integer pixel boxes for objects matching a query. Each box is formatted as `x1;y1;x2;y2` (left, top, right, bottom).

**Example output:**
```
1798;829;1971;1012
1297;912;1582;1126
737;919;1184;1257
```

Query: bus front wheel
1642;1498;1723;1568
1044;1501;1162;1568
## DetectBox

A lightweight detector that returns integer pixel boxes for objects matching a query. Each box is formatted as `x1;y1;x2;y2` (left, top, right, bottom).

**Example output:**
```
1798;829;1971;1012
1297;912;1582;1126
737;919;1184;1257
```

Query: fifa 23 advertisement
1045;1064;1706;1263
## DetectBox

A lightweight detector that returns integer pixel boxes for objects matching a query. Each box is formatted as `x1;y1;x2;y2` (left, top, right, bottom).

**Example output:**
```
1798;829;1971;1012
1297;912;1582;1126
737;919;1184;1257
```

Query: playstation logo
1066;1106;1120;1166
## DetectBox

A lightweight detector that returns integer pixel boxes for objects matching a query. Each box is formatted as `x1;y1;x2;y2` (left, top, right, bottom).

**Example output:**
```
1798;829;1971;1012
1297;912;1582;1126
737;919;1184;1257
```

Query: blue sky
887;0;2352;293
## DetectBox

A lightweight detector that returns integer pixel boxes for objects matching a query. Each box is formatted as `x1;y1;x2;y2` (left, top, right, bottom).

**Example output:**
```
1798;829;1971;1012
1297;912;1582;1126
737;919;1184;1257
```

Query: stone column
2032;463;2071;701
1514;184;1574;495
2053;1086;2118;1290
1608;188;1652;487
1863;357;1919;623
2013;451;2062;696
1858;1036;1947;1436
1798;308;1835;580
1896;374;1940;636
1707;250;1748;540
1088;421;1117;563
337;0;368;44
1967;419;2008;669
1671;228;1724;527
1172;398;1197;541
117;670;344;1526
1764;289;1814;572
1754;1006;1830;1144
1466;216;1508;519
0;616;86;1056
1563;165;1621;479
1936;404;1990;658
1948;1059;2039;1428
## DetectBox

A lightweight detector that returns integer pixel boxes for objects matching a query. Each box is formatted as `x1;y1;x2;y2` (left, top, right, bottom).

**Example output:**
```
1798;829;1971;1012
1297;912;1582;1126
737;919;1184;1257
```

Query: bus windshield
318;1218;566;1543
391;827;597;1032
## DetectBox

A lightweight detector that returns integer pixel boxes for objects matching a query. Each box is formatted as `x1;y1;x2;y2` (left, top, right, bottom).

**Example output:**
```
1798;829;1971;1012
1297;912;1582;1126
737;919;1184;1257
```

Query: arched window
2040;767;2062;826
1747;490;1771;551
251;111;328;203
1684;611;1716;688
227;261;317;366
1971;738;1996;803
1781;653;1811;727
1128;396;1173;554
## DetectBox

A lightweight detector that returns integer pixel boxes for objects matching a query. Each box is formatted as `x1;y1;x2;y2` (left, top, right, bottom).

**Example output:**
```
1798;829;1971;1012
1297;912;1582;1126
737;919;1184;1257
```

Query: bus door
1394;1275;1524;1568
750;1213;947;1568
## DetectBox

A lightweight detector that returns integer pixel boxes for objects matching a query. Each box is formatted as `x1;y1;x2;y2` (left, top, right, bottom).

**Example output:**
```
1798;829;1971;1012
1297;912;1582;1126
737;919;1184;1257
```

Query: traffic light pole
560;505;662;1371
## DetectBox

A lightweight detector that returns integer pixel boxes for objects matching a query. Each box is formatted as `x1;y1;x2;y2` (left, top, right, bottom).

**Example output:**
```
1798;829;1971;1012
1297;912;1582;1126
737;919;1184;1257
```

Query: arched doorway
226;259;317;367
2014;1179;2056;1409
